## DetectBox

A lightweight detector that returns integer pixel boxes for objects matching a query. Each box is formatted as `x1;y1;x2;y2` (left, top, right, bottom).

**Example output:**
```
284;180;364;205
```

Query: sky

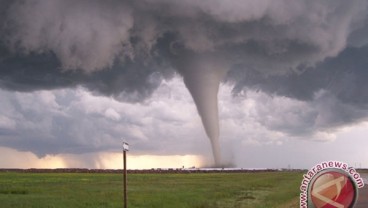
1;0;368;169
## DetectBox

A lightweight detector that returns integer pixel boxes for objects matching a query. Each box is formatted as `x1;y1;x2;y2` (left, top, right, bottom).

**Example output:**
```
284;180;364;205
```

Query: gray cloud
1;0;368;158
2;0;368;74
0;79;211;157
228;46;368;134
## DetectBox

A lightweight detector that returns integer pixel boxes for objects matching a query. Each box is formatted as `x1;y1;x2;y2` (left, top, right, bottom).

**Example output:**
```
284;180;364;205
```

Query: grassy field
0;171;303;208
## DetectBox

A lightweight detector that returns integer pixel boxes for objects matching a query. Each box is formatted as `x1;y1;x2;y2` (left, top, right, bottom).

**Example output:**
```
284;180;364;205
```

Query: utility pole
123;142;129;208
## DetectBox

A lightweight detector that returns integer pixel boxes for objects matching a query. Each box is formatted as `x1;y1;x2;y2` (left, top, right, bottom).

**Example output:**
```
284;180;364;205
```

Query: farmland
0;169;303;208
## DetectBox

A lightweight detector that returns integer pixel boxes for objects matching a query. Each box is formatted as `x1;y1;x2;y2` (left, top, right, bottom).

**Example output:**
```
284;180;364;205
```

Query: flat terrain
0;170;303;208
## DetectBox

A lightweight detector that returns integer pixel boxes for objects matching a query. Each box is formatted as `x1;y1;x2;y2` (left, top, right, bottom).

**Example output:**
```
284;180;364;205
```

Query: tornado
175;55;229;166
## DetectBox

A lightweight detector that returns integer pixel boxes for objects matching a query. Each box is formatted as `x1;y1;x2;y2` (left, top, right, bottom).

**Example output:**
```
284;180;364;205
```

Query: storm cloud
1;0;368;162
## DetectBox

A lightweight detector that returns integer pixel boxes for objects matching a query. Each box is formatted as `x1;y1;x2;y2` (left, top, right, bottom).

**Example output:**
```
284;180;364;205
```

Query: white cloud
6;0;134;71
104;108;121;121
0;115;16;130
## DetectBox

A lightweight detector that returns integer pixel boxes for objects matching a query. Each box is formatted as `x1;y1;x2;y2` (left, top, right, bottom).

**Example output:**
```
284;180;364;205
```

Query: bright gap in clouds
0;75;368;169
0;147;204;169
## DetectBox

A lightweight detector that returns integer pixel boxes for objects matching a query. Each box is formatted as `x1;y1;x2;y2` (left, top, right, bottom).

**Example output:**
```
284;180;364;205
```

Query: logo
309;169;357;208
300;161;364;208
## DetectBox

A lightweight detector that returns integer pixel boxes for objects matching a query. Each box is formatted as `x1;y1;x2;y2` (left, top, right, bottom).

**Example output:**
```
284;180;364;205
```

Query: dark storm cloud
1;0;368;141
2;0;368;71
1;0;367;88
0;42;171;102
229;46;368;104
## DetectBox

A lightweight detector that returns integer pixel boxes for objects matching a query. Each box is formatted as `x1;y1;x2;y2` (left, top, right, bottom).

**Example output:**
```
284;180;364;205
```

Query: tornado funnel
175;56;229;166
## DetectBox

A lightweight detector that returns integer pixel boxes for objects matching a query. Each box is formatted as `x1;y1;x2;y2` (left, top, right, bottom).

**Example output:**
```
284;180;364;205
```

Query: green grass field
0;171;303;208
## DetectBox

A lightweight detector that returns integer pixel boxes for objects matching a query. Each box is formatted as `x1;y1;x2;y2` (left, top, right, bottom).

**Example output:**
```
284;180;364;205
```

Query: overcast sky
1;0;368;169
